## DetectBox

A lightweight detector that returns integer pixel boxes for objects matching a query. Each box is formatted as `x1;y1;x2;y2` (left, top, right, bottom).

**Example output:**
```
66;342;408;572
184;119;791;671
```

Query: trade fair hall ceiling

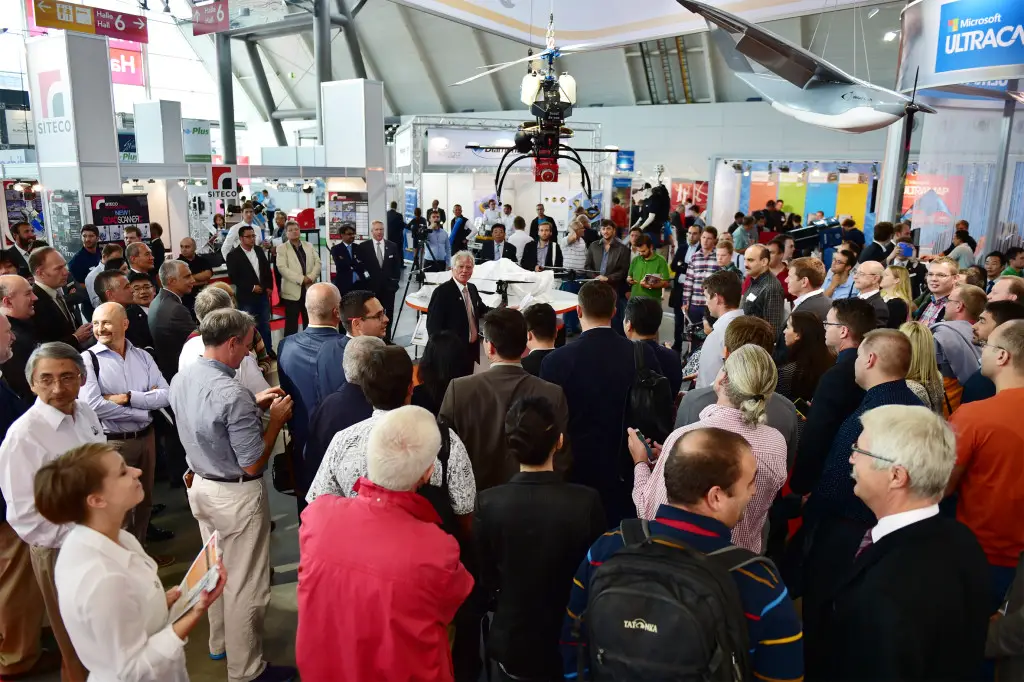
179;0;905;119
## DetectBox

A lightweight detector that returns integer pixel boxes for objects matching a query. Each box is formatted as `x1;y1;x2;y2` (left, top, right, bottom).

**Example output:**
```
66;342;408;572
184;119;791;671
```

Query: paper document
167;531;221;624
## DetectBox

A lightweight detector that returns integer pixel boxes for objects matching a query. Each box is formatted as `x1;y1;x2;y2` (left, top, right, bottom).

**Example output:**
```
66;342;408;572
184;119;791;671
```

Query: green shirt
629;253;671;300
1002;266;1022;277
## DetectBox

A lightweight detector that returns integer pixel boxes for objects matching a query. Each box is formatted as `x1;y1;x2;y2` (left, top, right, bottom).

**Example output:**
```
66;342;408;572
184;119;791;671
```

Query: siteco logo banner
209;165;237;199
937;0;1024;73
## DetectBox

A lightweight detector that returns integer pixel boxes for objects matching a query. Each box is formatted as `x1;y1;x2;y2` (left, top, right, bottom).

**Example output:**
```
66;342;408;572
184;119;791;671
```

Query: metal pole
314;0;333;143
215;32;237;164
245;40;287;146
985;79;1017;252
336;0;367;79
875;113;913;223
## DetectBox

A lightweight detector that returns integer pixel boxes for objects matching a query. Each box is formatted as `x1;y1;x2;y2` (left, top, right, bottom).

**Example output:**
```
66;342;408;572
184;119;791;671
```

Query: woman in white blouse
34;442;226;681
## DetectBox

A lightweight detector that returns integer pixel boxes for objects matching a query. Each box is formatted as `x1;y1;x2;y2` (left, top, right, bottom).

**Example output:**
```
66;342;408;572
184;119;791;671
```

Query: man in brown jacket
440;307;569;491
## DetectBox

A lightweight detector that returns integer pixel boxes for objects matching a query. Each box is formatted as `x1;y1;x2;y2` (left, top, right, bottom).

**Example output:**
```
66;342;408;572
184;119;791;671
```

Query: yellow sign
33;0;96;35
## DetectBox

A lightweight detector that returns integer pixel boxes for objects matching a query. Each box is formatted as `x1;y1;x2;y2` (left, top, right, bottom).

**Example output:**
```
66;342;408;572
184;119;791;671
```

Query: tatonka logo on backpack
623;618;658;633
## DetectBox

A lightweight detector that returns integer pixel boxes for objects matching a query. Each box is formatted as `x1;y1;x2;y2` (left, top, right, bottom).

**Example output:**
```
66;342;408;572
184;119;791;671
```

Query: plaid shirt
632;404;788;553
681;248;720;308
918;295;948;326
743;271;787;335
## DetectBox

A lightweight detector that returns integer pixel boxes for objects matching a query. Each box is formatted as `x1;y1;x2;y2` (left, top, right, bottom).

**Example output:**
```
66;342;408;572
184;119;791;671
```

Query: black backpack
416;415;458;538
626;341;674;445
577;519;771;682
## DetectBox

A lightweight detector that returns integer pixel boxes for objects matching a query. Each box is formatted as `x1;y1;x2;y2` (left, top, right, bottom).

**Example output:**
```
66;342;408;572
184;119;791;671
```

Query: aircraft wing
676;0;860;89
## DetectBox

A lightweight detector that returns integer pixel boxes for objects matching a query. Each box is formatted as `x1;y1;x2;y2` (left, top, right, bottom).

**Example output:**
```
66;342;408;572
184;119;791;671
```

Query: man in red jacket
296;405;474;682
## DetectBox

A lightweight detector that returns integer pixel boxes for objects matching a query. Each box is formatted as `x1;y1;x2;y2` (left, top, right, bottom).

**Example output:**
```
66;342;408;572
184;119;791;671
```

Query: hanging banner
208;165;238;199
32;0;149;43
117;131;137;163
328;192;369;239
901;174;965;220
183;119;212;162
88;193;151;242
615;151;635;173
47;188;84;260
109;44;145;86
192;0;229;36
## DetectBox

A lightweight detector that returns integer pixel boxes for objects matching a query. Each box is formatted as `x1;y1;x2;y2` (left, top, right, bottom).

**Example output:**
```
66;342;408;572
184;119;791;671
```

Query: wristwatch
125;391;132;407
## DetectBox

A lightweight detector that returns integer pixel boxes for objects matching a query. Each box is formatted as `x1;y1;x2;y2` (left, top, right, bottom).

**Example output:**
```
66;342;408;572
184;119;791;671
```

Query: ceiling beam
333;0;399;114
255;43;302;110
700;32;718;103
395;3;453;113
471;31;510;110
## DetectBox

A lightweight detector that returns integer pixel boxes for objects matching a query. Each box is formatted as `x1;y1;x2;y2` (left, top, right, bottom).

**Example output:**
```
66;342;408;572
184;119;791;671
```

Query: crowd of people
1;198;1024;682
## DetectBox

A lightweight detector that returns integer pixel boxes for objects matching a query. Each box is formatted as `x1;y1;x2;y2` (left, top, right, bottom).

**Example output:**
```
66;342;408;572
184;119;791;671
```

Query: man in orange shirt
948;319;1024;610
610;196;628;230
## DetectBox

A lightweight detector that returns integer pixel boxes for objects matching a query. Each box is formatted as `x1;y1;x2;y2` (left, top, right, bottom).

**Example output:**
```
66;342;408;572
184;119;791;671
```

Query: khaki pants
29;546;86;682
187;475;271;682
0;523;44;676
111;428;156;544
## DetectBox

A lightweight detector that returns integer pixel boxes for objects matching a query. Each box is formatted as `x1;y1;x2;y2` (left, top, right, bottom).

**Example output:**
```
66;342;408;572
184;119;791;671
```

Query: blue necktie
347;244;357;283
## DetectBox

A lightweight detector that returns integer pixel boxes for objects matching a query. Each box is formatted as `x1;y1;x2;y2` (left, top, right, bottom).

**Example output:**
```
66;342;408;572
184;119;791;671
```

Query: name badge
746;292;758;302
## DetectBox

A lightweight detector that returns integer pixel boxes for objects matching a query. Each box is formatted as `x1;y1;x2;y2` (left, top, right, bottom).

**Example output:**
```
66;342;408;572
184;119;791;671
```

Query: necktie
462;286;478;343
854;529;873;559
55;292;72;323
495;244;501;261
347;244;358;283
376;241;384;266
294;242;307;276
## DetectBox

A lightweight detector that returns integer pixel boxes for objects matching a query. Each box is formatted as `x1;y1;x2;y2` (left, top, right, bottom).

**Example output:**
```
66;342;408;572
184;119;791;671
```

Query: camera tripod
392;234;442;338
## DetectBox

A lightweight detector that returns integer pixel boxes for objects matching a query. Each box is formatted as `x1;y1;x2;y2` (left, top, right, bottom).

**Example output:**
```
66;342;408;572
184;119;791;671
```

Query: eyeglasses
351;310;387;322
822;321;846;328
927;273;953;280
979;340;1009;354
946;297;964;306
850;445;896;464
34;372;81;388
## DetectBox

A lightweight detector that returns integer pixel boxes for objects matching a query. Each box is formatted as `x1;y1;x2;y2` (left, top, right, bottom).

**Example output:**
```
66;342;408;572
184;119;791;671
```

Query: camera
411;222;430;245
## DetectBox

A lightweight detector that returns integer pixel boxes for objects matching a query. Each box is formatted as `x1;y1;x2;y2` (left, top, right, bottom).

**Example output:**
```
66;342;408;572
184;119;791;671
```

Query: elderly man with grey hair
813;404;991;681
178;286;270;396
426;250;492;366
148;260;195;383
0;341;104;681
170;308;296;682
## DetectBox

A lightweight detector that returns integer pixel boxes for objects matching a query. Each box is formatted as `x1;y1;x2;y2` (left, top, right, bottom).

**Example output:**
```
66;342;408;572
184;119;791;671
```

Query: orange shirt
949;387;1024;567
611;204;628;228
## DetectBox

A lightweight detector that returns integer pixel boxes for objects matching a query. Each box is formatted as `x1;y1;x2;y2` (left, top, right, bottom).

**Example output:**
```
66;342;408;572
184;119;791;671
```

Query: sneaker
251;664;297;682
209;651;226;661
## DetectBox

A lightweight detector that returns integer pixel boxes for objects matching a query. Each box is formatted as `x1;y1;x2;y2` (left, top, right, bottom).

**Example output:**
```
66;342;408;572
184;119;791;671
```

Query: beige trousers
111;429;156;545
0;523;44;676
187;475;271;682
29;545;87;682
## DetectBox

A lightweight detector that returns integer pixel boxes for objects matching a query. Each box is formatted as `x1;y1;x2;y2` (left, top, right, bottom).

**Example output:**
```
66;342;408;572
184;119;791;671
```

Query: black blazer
477;240;518;264
521;348;554;377
354;238;402;293
31;284;82;349
859;241;888;264
226;246;273;306
125;303;154;350
584;240;631;295
426;279;491;364
150;237;166;271
817;515;990;682
668;244;689;309
519;240;562;272
386;209;406;246
2;247;31;278
450;217;472;252
148;289;196;382
474;471;606;678
861;291;890;327
305;381;373;491
3;316;36;404
329;241;366;295
885;297;909;329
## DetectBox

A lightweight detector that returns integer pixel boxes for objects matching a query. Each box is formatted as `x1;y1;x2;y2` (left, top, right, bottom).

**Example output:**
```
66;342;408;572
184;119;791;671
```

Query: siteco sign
937;0;1024;73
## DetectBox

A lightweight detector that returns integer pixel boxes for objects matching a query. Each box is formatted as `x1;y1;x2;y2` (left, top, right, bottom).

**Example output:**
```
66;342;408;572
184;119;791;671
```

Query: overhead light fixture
871;163;879;177
778;163;790;173
742;163;750;177
177;180;186;188
147;178;155;184
161;0;171;12
837;163;850;173
732;162;744;173
867;8;879;18
604;145;620;151
31;183;42;192
884;30;901;42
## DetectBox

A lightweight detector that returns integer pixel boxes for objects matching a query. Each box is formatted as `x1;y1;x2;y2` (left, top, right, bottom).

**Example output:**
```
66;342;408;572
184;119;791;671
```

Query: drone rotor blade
558;42;597;53
452;51;551;86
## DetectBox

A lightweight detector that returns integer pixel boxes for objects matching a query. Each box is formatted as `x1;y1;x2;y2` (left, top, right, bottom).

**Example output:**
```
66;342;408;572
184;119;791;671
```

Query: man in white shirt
483;199;502;229
696;270;745;388
500;202;514;228
86;244;123;309
0;342;103;681
852;260;889;327
221;203;262;259
786;257;832;322
507;216;533;255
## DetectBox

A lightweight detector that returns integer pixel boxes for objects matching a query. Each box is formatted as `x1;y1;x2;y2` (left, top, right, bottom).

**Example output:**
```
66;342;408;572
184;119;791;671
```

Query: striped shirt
633;404;787;554
560;504;803;682
681;248;720;308
560;234;588;271
743;272;787;335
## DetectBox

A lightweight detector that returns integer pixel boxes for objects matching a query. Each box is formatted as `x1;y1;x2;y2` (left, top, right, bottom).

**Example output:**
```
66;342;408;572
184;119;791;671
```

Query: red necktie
462;286;478;343
854;529;873;559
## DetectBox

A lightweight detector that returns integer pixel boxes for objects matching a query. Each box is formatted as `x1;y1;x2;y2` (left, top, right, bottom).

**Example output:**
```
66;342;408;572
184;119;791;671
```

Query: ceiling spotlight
732;162;744;173
742;164;750;177
837;163;850;174
768;161;774;174
871;163;879;177
31;183;42;192
161;0;171;12
177;180;186;188
884;30;901;42
801;163;809;174
778;163;790;173
867;8;879;18
147;178;156;184
286;181;295;188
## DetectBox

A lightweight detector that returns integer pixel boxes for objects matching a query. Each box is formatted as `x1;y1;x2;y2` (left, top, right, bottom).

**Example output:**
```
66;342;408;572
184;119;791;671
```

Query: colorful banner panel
836;180;869;229
776;174;807;220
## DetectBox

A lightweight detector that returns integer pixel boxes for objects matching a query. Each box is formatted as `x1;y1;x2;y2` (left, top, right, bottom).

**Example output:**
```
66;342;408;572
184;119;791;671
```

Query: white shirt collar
871;504;939;543
69;524;136;569
712;308;744;331
858;288;880;299
793;288;823;308
35;281;61;299
15;243;30;258
32;398;84;430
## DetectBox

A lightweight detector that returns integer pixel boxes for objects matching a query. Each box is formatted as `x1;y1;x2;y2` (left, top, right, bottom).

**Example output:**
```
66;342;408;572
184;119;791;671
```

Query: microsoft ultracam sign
937;0;1024;73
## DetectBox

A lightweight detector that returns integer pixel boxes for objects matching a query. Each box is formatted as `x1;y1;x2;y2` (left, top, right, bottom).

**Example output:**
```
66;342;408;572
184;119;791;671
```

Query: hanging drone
451;15;607;201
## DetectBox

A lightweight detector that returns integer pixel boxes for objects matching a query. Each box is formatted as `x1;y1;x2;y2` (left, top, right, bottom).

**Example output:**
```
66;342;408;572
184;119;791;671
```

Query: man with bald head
177;237;213;312
93;269;153;351
0;275;38;403
277;282;350;507
989;275;1024;303
81;302;170;551
852;260;889;327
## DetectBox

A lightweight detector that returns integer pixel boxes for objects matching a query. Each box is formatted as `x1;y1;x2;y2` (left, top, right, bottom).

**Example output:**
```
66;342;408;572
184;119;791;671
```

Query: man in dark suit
585;220;631;331
851;260;889;327
126;242;160;291
440;308;569;491
858;221;896;265
522;302;557;376
354;220;401;341
519;223;562;272
329;224;366;296
149;223;167;271
3;222;34;279
623;296;683;396
427;252;491;366
225;225;274;351
386;201;406;254
786;257;833;322
28;247;92;350
540;280;659;525
815;404;990;681
477;224;518;264
449;204;472;253
0;276;37;404
148;261;196;382
428;199;446;226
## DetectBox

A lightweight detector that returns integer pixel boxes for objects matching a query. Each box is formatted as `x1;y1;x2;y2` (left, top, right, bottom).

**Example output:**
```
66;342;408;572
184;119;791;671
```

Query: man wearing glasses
822;249;858;300
949;319;1024;613
930;283;986;414
799;329;924;679
914;256;958;325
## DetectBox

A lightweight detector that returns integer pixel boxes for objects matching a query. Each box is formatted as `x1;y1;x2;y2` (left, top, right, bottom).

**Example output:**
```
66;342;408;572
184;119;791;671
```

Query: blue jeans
239;295;272;352
559;280;582;334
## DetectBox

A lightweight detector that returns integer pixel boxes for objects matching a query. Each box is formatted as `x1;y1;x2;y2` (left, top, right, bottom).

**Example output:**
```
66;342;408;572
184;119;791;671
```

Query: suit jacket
860;291;890;327
329;241;366;295
988;552;1024;681
0;378;29;517
386;209;406;246
226;246;273;307
355;238;401;294
818;515;990;682
31;284;82;349
521;348;554;377
477;240;518;264
859;241;888;265
426;280;491;364
150;237;166;271
2;247;31;278
1;316;35;404
540;327;660;526
148;289;196;381
305;381;373;491
439;364;570;491
584;240;631;295
275;240;321;302
792;291;833;322
519;240;562;272
125;303;154;350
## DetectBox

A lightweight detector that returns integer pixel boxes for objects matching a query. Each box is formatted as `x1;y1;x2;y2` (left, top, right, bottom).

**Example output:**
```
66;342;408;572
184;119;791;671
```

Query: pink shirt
632;404;788;553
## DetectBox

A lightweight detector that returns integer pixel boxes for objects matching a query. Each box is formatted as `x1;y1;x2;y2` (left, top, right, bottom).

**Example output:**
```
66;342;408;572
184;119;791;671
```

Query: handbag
271;431;297;496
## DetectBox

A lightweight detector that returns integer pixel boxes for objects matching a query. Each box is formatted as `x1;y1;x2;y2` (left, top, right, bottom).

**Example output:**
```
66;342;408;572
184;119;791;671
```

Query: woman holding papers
34;443;226;681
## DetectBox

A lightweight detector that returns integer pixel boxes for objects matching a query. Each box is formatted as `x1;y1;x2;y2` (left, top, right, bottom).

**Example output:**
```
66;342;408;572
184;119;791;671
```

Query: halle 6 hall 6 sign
33;0;149;43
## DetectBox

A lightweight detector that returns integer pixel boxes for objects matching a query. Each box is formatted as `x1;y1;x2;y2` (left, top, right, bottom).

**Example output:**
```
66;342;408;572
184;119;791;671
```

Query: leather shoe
150;503;166;516
146;524;175;542
251;663;297;682
0;649;61;680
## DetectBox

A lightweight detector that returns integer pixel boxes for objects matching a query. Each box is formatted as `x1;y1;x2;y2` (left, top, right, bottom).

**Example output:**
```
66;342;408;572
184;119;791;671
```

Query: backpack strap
619;518;650;546
86;350;100;386
706;544;782;576
435;414;452;494
632;340;646;373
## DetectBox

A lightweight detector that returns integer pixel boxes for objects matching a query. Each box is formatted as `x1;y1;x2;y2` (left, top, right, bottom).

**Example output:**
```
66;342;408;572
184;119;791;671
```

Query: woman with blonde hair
881;265;913;328
35;443;226;681
631;344;788;553
899;321;945;413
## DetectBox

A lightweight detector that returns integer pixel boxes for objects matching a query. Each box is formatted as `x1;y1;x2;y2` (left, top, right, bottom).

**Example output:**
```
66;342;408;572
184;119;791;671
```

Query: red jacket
296;479;474;682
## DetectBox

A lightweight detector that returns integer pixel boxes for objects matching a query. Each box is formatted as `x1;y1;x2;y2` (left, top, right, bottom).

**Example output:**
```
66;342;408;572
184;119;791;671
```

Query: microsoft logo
948;17;959;32
947;13;1003;32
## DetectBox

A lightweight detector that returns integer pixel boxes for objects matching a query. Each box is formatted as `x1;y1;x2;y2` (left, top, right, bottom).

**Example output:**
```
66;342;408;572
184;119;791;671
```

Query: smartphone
898;242;914;258
793;398;811;420
633;429;655;461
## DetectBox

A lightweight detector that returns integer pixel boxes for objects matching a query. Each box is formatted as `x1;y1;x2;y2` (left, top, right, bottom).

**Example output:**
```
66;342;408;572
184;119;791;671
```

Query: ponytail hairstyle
504;396;561;466
721;345;778;426
34;443;115;525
